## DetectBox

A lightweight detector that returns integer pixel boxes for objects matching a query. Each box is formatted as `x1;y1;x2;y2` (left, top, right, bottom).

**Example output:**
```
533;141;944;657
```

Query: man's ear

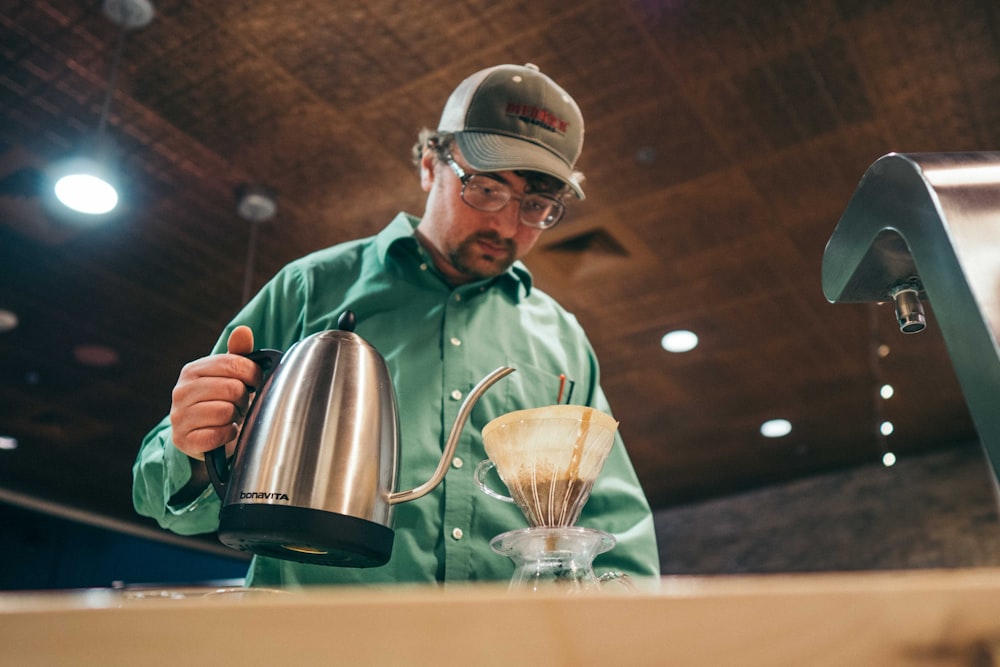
420;149;436;193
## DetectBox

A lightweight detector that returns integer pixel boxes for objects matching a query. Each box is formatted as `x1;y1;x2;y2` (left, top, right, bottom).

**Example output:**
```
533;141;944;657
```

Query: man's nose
488;199;521;236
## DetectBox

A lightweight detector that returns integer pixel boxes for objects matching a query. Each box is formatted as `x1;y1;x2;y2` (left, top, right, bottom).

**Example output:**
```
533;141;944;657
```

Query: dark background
0;502;247;590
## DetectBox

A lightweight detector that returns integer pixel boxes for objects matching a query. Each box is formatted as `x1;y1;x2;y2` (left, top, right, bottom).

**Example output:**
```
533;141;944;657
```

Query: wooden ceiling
0;0;995;550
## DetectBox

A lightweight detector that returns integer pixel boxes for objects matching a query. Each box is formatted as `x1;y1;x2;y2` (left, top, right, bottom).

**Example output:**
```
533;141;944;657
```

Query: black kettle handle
205;348;283;499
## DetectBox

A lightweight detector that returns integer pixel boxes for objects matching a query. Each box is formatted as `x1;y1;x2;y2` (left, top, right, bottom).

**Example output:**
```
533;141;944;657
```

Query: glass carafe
491;526;631;593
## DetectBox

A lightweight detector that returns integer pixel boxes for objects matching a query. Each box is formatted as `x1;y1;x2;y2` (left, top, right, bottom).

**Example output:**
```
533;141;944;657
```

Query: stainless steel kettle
205;311;514;567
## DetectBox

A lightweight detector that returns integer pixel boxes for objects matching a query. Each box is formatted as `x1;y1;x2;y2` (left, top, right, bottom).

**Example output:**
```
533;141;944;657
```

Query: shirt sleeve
131;415;223;534
131;264;310;534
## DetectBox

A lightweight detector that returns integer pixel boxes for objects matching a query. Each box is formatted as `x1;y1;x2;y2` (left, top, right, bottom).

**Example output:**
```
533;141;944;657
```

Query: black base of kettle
217;504;394;567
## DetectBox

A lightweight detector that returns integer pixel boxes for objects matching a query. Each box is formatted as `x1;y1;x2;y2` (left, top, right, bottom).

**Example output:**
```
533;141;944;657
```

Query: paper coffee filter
481;405;618;527
483;405;618;462
483;404;618;434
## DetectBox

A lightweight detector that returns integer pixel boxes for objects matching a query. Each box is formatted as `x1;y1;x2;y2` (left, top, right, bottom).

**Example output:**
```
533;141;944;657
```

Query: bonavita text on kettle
240;491;290;501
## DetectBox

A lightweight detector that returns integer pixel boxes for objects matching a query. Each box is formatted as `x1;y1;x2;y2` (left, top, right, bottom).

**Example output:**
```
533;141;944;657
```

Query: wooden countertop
4;568;1000;666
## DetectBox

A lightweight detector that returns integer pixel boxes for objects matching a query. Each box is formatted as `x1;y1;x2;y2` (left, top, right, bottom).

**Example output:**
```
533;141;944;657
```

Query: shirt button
419;263;428;271
450;389;463;401
452;527;464;540
454;294;462;302
452;457;463;469
450;337;461;347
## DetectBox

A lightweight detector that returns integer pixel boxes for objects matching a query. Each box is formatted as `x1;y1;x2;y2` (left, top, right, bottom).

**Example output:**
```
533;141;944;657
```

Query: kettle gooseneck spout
387;366;515;505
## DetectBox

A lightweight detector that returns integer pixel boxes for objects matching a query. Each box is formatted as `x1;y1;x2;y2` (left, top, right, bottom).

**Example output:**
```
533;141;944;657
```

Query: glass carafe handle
474;460;515;503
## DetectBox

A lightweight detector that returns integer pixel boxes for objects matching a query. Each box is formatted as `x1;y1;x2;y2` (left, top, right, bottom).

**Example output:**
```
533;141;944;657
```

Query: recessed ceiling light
661;330;698;353
0;436;17;451
0;309;18;333
880;421;894;436
73;344;120;367
880;384;894;399
882;451;896;467
760;419;792;438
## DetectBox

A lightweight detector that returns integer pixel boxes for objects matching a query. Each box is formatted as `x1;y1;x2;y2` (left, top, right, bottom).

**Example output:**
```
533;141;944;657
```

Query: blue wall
0;502;249;590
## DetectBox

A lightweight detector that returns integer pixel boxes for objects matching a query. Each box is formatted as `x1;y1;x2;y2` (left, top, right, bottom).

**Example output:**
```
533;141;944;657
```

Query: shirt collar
377;212;534;300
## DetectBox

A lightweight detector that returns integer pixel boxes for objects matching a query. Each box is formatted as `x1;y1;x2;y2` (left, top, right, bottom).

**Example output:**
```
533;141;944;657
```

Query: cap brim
454;132;585;200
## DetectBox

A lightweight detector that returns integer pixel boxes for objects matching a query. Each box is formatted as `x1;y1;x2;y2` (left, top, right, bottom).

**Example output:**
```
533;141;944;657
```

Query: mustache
468;231;515;253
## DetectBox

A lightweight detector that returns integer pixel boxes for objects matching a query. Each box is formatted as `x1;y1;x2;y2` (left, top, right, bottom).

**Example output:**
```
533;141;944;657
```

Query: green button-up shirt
133;213;660;586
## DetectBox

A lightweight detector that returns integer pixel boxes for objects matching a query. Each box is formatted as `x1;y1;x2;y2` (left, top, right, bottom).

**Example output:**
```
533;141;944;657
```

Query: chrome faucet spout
890;280;926;334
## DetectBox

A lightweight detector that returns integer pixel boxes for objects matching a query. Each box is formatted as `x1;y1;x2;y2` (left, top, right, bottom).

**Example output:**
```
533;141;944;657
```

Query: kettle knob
337;310;356;332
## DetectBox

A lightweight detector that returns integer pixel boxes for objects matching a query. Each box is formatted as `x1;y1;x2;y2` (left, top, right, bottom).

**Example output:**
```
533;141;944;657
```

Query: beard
447;231;516;281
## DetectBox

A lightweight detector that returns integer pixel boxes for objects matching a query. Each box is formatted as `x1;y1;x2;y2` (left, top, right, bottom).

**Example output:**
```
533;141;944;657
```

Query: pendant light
50;0;154;217
236;184;278;304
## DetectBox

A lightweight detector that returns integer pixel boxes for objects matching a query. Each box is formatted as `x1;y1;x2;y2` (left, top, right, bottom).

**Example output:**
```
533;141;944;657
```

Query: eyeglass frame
441;154;567;230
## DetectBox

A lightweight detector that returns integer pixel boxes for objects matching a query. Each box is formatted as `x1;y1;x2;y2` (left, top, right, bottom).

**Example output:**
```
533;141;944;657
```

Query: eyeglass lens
463;175;563;228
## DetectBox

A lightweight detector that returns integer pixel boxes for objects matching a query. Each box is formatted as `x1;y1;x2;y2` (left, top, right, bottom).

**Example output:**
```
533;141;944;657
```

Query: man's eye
469;176;505;199
523;199;548;213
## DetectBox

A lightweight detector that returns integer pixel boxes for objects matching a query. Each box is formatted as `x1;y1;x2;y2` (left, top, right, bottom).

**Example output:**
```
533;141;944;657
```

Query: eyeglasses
444;156;566;229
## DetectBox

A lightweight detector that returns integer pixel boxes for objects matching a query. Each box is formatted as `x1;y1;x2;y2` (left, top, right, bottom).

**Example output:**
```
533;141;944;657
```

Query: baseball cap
438;63;585;199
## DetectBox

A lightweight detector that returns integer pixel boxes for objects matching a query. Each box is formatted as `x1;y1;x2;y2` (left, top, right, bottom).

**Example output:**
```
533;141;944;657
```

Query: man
133;63;660;587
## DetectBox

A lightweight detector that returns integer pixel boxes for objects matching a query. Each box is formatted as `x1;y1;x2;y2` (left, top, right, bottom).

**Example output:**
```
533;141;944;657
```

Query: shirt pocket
470;361;573;435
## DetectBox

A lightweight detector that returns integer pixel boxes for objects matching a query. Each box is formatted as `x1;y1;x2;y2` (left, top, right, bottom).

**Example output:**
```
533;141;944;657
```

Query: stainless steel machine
822;152;1000;483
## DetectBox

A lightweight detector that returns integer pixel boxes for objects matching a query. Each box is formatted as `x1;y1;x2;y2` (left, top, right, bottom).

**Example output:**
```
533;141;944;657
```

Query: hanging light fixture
236;184;278;304
49;0;154;217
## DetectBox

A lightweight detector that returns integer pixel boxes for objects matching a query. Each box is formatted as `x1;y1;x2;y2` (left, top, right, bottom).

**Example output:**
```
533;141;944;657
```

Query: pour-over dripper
476;405;618;527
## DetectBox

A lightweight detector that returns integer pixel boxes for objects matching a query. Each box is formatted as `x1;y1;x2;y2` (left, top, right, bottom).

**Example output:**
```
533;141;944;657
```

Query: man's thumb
226;325;254;355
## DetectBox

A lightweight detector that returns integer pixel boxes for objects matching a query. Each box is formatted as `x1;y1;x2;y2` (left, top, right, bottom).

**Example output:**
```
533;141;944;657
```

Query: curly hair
412;128;454;166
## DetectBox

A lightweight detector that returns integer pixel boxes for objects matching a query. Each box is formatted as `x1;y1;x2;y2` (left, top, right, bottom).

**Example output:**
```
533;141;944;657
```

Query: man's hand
169;326;262;459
